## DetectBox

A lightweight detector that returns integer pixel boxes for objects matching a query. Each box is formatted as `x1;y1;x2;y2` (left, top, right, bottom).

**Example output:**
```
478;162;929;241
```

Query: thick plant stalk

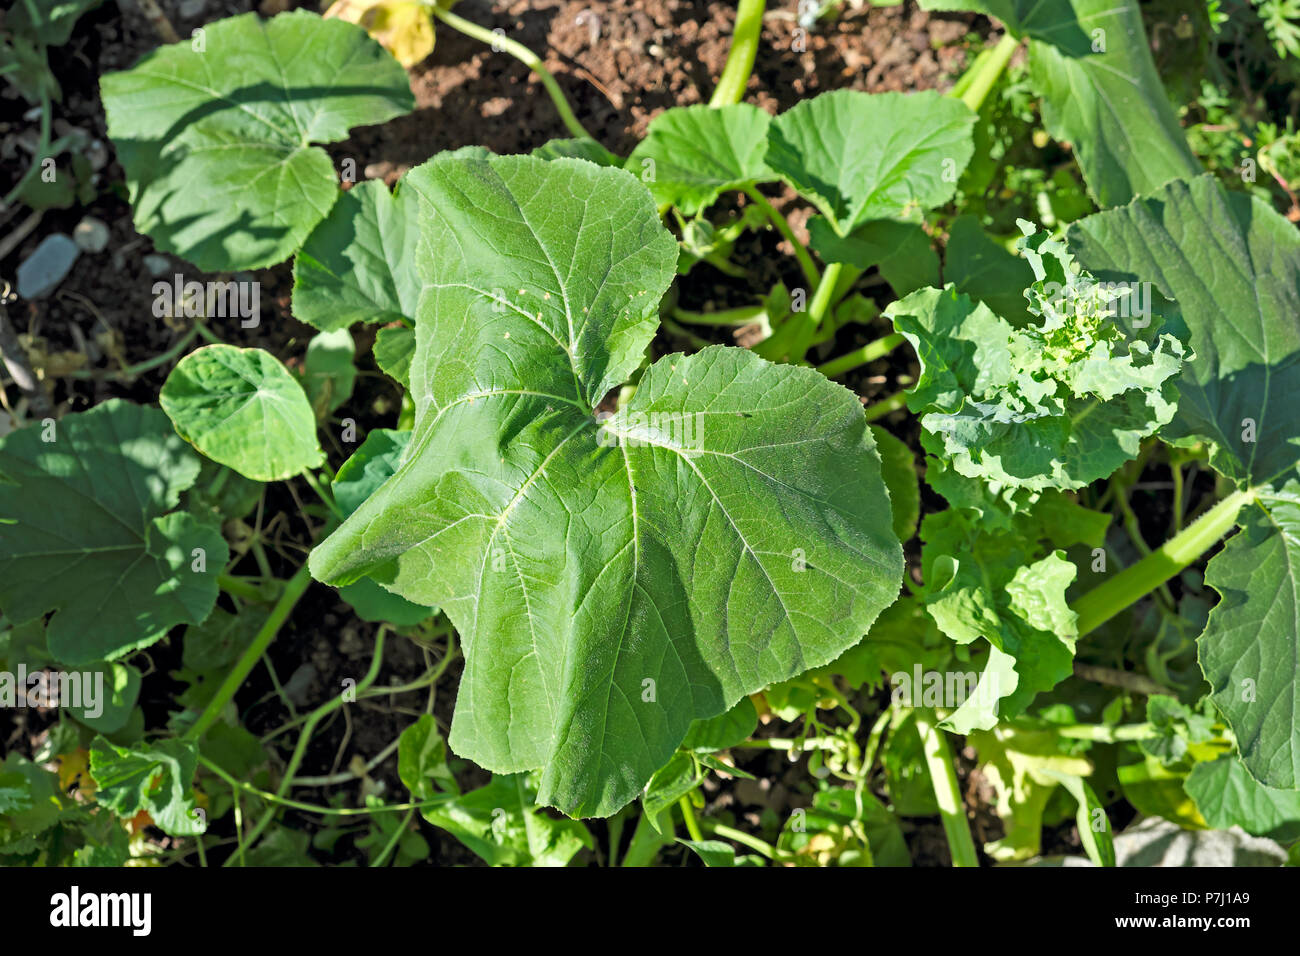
430;5;593;140
817;332;904;379
185;563;314;741
709;0;766;107
785;261;844;361
912;710;979;867
953;32;1018;113
862;389;907;422
1070;488;1255;637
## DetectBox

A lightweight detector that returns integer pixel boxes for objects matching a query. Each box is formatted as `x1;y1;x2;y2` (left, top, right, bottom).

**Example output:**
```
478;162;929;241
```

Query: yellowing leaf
325;0;434;67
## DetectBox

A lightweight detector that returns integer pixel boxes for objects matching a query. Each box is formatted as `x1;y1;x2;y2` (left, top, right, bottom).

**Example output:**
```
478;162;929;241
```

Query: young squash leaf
397;714;458;800
99;10;414;271
160;345;325;482
373;325;417;388
309;154;904;817
301;329;358;417
765;90;975;234
532;137;620;167
292;178;422;333
0;401;226;664
625;103;776;215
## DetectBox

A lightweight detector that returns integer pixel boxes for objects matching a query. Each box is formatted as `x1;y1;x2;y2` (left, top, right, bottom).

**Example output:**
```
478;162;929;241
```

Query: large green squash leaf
1027;0;1200;207
99;10;414;271
625;103;775;215
764;90;975;234
0;401;226;664
160;345;324;482
309;155;904;816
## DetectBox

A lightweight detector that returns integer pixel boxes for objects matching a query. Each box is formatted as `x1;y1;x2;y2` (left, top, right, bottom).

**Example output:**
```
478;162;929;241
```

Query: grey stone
16;234;80;299
143;253;172;276
73;216;109;253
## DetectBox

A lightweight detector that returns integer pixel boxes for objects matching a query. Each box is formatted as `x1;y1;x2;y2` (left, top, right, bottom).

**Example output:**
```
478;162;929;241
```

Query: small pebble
143;253;172;276
178;0;207;17
16;234;80;299
73;216;109;253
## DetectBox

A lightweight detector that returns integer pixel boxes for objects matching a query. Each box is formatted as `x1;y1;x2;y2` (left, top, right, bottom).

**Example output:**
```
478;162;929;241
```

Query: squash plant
4;2;1300;867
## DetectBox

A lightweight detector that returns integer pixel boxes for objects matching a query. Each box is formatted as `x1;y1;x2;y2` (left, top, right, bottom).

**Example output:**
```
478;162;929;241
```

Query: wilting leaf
89;736;204;837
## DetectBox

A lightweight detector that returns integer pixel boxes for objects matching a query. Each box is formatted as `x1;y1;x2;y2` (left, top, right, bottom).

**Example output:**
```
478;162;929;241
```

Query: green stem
300;469;343;520
1071;488;1254;637
186;564;313;741
370;809;416;867
912;710;979;868
227;629;388;864
816;332;905;379
780;261;845;362
742;185;820;287
429;5;593;140
672;304;767;326
66;325;198;380
703;821;787;861
216;574;276;604
678;796;705;843
199;754;451;816
862;389;907;422
1052;722;1155;742
955;32;1019;114
709;0;766;107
